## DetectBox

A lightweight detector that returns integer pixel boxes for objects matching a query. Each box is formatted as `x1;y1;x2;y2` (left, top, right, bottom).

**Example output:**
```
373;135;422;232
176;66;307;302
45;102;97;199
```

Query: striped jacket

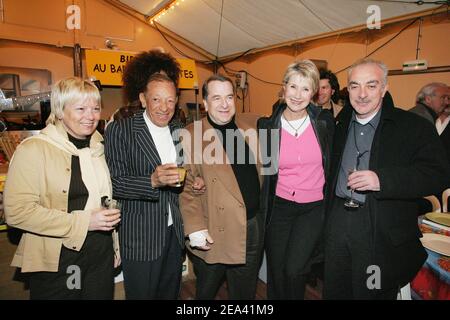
105;111;184;261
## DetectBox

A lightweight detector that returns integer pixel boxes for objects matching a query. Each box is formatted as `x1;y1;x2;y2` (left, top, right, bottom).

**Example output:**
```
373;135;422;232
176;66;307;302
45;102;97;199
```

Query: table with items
411;214;450;300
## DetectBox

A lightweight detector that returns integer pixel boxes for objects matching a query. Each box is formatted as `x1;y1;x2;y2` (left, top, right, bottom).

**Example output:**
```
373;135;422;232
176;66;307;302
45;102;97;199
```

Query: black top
67;134;90;213
207;114;260;220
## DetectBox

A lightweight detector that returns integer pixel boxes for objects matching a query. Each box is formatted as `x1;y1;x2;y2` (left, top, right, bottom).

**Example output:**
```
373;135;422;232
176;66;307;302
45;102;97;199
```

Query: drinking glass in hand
344;167;360;208
174;166;187;187
103;197;122;211
102;197;122;228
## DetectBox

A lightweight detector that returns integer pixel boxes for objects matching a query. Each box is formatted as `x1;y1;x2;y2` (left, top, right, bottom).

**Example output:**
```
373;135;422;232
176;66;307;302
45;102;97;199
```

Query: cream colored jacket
4;121;117;272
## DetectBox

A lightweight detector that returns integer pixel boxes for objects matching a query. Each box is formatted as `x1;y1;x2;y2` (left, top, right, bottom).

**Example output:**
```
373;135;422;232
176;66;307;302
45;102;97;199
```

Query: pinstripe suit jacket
104;111;184;261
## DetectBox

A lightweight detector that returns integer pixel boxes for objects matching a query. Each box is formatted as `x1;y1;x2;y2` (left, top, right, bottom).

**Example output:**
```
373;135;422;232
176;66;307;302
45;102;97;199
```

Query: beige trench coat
180;114;263;264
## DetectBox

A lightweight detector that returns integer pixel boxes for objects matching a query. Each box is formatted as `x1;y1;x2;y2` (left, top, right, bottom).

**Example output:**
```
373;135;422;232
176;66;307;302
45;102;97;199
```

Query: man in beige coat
180;74;264;299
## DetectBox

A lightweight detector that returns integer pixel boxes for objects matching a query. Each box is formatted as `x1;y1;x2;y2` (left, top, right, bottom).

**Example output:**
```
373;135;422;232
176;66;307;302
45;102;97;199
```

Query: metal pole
195;88;199;120
416;18;423;60
73;44;82;77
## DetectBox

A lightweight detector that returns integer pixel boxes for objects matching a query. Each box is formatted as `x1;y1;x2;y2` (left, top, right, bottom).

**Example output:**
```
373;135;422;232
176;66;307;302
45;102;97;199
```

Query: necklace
283;114;308;137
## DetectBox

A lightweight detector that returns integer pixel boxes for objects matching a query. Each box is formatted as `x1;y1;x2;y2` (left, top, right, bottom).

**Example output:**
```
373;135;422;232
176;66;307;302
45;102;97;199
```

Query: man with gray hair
324;58;449;299
410;82;448;125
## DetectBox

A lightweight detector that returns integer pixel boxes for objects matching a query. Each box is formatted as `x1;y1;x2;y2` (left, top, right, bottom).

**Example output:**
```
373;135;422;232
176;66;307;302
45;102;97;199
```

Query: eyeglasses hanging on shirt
353;121;370;170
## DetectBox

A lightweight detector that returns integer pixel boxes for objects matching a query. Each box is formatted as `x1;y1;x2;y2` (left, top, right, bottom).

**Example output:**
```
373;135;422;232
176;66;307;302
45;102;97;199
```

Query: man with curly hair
105;50;186;299
122;49;181;106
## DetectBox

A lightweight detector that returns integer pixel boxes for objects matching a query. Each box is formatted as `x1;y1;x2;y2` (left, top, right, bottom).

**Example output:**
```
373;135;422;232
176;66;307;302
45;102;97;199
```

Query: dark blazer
327;95;450;288
104;111;184;261
439;121;450;163
257;103;335;225
409;102;437;125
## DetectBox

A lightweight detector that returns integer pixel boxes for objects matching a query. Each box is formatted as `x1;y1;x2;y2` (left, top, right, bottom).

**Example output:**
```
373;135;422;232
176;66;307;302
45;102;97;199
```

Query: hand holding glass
175;167;187;187
344;167;360;208
103;197;122;211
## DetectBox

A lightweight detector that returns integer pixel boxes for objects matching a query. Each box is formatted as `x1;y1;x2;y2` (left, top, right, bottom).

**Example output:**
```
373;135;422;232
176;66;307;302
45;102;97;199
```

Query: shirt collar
352;108;382;128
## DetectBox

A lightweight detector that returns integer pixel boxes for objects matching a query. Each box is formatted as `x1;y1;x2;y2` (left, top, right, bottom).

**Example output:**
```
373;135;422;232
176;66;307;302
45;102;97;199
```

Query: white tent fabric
119;0;440;58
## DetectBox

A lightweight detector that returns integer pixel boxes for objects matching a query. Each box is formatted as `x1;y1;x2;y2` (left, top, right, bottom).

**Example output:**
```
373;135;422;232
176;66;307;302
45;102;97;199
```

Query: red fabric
412;267;450;300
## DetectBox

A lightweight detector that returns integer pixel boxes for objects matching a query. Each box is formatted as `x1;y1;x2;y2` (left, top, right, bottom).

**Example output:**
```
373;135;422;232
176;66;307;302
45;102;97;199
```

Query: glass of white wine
344;167;359;208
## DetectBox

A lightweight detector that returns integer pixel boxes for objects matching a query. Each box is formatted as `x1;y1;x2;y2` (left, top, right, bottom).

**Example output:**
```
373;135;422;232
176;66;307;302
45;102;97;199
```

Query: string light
150;0;186;25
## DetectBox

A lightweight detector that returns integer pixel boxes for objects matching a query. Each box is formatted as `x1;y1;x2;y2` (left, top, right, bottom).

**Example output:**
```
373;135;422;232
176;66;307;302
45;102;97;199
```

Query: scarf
24;121;112;211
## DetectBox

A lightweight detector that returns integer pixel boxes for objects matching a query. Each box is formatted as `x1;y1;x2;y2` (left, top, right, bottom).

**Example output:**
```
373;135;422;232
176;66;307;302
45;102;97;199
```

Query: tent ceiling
119;0;440;58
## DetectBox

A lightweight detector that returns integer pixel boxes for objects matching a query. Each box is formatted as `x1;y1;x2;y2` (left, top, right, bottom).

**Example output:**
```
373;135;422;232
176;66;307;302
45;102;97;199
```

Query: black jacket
257;103;335;225
439;121;450;163
327;95;450;288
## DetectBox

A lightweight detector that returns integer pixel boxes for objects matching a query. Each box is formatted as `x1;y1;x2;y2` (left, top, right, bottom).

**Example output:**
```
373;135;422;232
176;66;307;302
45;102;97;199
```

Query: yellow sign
85;50;198;89
177;58;199;89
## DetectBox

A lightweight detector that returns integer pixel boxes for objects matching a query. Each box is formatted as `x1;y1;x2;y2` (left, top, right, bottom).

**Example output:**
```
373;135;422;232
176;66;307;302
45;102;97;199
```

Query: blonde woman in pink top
258;60;335;299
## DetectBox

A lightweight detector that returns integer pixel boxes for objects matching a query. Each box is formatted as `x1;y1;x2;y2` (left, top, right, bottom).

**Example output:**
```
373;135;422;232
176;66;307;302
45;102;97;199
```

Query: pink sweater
276;124;325;203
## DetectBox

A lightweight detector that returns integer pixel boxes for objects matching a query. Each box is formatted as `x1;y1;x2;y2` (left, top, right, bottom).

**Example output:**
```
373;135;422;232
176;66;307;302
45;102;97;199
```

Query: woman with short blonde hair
258;59;334;299
4;77;120;299
47;77;101;124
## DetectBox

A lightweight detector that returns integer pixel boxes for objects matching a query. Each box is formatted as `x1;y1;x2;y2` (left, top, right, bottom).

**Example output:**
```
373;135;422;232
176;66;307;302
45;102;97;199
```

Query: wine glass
102;197;122;211
344;167;359;208
102;197;122;227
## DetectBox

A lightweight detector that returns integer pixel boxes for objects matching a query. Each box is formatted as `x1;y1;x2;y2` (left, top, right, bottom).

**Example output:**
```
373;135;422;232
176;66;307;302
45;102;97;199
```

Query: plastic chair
424;195;441;213
397;283;412;300
442;188;450;213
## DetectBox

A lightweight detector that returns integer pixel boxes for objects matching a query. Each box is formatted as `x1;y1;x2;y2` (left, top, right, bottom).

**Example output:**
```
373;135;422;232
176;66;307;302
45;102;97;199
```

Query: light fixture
105;38;117;49
149;0;185;25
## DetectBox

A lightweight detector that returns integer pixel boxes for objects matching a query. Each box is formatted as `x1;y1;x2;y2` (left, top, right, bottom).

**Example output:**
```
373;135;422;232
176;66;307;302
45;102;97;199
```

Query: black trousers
265;196;324;299
121;225;183;300
191;216;263;300
29;231;114;300
323;198;397;300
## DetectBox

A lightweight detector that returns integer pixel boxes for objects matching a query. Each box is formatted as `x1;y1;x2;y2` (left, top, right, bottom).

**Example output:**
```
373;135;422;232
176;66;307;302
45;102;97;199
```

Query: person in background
271;88;284;115
258;60;334;299
180;74;264;299
4;77;121;299
410;83;449;211
315;68;343;118
324;59;449;299
172;106;187;127
112;105;144;122
436;94;450;162
410;82;448;125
